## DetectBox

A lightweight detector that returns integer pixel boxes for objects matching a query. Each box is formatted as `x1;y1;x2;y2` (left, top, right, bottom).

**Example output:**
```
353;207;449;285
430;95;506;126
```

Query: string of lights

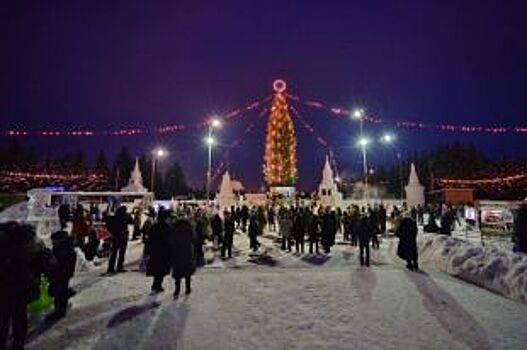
0;171;105;180
436;173;527;185
288;105;341;177
3;96;270;137
286;93;527;134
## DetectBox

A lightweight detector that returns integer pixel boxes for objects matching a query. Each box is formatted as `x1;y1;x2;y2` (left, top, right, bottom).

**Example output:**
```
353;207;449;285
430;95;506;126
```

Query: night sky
1;0;526;190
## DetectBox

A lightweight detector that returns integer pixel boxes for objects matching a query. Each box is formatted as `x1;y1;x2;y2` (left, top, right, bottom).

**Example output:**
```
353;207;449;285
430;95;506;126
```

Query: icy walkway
27;233;527;350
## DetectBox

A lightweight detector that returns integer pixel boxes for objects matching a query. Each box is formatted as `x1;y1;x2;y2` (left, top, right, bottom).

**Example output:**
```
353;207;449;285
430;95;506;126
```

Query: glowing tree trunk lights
263;80;298;186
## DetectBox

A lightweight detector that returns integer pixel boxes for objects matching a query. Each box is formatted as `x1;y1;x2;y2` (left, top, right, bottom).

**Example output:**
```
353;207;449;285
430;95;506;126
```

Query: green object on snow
27;275;54;315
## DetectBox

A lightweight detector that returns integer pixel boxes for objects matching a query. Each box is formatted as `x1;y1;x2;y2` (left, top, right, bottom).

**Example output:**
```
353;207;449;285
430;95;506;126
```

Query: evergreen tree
162;162;188;196
95;150;109;175
263;81;298;186
113;147;134;189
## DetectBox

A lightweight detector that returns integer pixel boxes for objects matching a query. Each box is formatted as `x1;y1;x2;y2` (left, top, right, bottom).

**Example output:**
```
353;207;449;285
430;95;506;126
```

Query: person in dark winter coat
248;214;260;252
278;208;293;251
240;205;250;232
293;208;305;253
424;211;440;233
357;215;372;266
350;208;360;246
170;219;196;298
222;211;235;258
146;210;173;293
513;203;527;253
396;216;419;270
267;206;276;232
83;229;99;261
378;204;387;234
307;210;320;254
369;207;380;249
211;214;223;249
193;213;207;267
48;230;77;320
106;206;133;273
58;204;70;229
440;209;456;236
321;209;336;253
1;223;53;350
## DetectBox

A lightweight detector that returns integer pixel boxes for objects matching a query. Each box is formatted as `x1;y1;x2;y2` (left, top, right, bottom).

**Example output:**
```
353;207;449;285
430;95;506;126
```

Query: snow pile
0;201;28;223
413;233;527;303
74;247;96;273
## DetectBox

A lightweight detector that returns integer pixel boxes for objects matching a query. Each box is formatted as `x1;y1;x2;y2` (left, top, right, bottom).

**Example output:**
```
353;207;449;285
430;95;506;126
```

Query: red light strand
286;93;527;134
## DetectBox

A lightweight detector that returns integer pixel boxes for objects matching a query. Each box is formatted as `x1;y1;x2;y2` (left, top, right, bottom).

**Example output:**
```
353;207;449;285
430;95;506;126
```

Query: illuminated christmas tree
263;80;298;186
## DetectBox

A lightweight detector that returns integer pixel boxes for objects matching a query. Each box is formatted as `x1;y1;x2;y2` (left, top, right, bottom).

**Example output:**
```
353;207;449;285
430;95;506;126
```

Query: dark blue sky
1;0;526;190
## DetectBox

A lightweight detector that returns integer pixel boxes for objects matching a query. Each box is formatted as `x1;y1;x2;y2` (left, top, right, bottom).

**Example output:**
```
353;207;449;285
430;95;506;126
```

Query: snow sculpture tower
317;156;342;207
217;171;237;210
405;163;425;208
121;158;148;193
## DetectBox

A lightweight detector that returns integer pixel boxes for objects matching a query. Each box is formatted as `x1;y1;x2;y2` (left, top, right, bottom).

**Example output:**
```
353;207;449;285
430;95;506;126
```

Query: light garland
437;173;527;185
287;93;527;134
3;96;270;137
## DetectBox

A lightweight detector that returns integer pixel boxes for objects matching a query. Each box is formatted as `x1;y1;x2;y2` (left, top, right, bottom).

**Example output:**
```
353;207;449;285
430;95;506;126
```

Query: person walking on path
396;215;419;270
106;206;133;273
222;211;235;259
146;210;172;293
248;214;260;252
211;214;223;250
357;214;372;266
170;218;196;298
47;230;76;321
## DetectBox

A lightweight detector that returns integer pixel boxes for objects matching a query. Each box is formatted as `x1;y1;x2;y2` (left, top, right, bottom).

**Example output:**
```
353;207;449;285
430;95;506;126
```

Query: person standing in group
106;205;133;274
248;213;260;252
378;204;387;235
58;203;70;229
146;209;172;293
193;211;207;267
396;215;419;270
267;205;276;232
211;213;223;250
0;223;53;350
222;210;235;259
350;207;360;246
170;218;196;298
279;208;293;251
293;207;306;254
308;208;320;254
240;205;249;233
357;214;372;267
47;230;77;321
131;208;142;240
71;204;90;247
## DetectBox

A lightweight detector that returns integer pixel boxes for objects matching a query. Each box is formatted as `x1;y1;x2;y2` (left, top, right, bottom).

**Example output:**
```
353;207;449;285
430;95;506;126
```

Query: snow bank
397;233;527;303
0;201;29;222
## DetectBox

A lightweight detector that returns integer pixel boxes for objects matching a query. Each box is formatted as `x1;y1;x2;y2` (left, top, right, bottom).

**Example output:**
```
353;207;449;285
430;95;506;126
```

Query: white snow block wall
396;234;527;303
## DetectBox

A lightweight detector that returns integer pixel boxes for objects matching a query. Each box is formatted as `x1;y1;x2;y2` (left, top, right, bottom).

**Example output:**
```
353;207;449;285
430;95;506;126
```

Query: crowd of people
2;198;527;350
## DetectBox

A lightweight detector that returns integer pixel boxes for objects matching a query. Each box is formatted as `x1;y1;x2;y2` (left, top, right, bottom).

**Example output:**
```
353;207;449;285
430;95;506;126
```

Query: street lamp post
352;108;369;201
205;118;221;201
357;137;370;201
380;133;403;199
151;148;167;195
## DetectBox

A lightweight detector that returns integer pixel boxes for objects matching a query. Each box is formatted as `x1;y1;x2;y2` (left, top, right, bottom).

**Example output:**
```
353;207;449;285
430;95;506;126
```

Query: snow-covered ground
26;231;527;350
